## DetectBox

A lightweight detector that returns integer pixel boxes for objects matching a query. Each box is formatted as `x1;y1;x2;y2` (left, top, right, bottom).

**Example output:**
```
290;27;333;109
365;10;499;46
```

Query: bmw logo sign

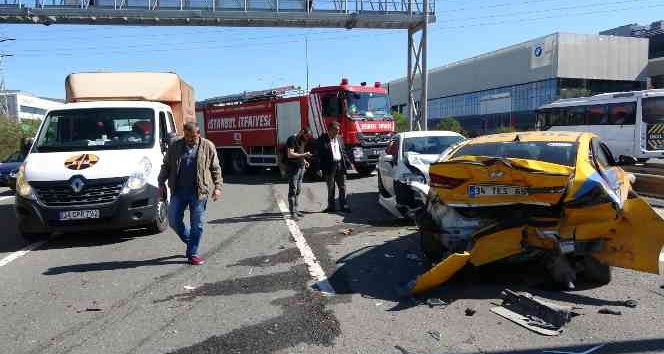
534;46;543;57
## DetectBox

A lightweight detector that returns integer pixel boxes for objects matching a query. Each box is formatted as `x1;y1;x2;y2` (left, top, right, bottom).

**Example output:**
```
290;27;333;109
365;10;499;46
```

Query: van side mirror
617;155;637;166
23;138;34;154
161;132;177;152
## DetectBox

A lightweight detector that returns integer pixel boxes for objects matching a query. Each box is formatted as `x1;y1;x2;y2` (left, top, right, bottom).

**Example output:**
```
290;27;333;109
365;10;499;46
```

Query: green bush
436;117;471;137
494;125;517;134
0;116;40;160
392;111;410;133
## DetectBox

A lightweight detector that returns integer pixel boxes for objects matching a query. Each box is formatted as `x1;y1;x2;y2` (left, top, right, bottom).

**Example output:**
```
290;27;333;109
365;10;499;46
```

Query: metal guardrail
624;163;664;200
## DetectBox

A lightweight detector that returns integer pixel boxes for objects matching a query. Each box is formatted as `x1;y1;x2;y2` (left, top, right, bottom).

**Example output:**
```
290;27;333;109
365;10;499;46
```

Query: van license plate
468;185;527;198
59;210;100;221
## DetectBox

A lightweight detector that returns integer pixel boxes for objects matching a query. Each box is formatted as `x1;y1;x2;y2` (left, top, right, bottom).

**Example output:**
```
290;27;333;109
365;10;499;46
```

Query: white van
14;101;178;241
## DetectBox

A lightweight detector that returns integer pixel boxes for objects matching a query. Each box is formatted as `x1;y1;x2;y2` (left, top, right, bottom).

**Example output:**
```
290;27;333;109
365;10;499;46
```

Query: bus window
569;106;588;125
643;97;664;124
589;105;609;125
608;102;636;125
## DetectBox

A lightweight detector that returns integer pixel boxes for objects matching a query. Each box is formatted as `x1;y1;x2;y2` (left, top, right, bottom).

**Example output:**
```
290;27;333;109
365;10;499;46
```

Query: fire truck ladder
198;85;304;106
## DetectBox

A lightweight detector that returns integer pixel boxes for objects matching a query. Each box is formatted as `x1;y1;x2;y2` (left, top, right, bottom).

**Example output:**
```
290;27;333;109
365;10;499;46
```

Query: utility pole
305;36;310;92
0;38;15;119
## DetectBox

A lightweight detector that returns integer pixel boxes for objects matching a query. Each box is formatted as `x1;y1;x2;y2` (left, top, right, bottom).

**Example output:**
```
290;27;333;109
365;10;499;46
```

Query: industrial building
600;20;664;89
0;91;63;122
387;32;650;135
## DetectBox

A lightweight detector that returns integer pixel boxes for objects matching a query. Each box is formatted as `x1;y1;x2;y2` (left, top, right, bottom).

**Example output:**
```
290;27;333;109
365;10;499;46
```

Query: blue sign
534;46;543;57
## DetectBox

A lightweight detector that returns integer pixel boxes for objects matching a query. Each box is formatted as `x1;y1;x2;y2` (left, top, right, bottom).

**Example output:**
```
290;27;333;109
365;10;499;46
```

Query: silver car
377;131;465;219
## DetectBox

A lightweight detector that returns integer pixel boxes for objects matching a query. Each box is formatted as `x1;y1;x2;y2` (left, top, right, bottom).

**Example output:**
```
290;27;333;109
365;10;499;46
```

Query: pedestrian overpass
0;0;435;129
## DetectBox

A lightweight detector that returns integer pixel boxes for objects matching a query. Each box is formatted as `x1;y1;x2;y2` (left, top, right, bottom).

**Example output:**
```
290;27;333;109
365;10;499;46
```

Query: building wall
1;92;63;122
556;33;649;81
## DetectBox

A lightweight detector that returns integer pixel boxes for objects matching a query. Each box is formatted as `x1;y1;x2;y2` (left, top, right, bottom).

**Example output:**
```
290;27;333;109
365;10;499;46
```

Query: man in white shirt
317;122;350;213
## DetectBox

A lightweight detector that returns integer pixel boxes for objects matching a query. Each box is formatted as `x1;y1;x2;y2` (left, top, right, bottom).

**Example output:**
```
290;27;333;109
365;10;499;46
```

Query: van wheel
20;231;50;243
230;150;249;174
148;197;169;233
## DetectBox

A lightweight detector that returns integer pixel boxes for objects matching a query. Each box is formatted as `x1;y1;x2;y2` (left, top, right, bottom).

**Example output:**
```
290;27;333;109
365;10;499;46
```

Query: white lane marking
0;241;47;268
0;196;14;202
276;198;335;296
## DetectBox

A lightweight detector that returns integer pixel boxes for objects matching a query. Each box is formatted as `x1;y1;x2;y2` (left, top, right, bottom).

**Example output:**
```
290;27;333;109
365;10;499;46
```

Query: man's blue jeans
168;192;208;259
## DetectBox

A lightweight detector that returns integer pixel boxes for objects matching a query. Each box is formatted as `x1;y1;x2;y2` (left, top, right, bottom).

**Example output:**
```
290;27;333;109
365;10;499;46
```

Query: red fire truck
198;78;395;176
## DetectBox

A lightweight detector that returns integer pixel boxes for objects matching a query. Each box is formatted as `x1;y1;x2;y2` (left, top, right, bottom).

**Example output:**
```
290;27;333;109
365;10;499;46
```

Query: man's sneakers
189;255;205;265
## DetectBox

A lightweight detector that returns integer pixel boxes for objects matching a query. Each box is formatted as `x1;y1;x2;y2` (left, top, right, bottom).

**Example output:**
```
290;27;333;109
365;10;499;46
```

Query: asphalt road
1;173;664;354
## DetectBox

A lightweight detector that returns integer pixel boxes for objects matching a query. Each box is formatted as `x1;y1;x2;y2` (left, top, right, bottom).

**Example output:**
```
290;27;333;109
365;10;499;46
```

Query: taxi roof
467;131;591;144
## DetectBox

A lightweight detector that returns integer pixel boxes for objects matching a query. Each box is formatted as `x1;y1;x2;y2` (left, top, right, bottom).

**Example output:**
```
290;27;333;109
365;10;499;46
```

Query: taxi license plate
59;209;100;221
468;185;527;198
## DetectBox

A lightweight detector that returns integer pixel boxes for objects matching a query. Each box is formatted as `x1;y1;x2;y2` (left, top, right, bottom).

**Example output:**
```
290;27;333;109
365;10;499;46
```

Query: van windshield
33;108;156;152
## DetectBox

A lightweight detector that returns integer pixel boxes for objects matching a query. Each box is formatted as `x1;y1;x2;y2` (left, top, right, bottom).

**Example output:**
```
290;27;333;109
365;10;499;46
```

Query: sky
0;0;663;100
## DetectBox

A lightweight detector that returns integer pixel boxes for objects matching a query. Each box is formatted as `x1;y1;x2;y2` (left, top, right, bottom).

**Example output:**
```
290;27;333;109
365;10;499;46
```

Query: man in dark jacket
317;121;351;213
284;127;312;219
158;122;223;265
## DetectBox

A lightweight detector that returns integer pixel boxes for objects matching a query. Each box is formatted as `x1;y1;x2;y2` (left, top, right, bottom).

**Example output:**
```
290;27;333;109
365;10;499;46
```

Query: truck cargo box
65;72;195;135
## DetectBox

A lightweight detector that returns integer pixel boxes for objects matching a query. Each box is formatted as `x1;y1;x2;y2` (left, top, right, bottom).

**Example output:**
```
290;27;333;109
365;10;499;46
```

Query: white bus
536;89;664;161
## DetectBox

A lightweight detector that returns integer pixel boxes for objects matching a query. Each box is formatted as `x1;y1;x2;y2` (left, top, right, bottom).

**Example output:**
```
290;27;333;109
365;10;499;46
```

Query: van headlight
122;157;152;194
16;165;34;199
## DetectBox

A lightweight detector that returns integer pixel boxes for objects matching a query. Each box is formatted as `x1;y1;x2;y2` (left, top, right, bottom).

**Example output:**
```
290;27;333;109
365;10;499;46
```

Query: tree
392;111;410;133
0;116;40;160
436;117;470;137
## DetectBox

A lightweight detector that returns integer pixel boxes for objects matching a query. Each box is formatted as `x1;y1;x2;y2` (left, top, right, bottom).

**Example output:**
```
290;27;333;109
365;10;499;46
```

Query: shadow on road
342;191;412;227
208;212;284;225
0;203;27;253
43;255;187;275
327;231;623;312
0;189;14;197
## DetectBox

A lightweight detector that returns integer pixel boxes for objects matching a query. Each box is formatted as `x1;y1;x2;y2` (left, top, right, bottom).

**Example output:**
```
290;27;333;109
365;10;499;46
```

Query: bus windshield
33;108;156;153
643;97;664;124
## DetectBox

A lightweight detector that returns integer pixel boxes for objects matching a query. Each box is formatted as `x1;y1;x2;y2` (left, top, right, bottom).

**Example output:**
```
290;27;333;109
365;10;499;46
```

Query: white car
377;130;465;218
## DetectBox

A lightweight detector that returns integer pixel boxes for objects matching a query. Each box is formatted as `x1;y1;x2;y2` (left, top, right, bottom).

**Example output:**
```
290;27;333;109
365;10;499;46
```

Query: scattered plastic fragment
183;285;197;290
621;299;638;308
425;298;449;308
427;330;441;342
490;289;575;336
77;308;102;313
384;254;395;258
375;302;383;307
406;253;422;262
341;228;354;235
598;308;622;315
465;308;476;316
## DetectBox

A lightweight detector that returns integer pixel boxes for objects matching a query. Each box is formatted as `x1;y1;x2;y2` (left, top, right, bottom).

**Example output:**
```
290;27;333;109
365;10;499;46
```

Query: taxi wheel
420;230;446;264
580;256;611;285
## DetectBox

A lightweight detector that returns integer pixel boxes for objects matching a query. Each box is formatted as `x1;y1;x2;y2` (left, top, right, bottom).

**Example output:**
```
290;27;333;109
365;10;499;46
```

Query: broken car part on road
408;132;664;295
490;289;576;336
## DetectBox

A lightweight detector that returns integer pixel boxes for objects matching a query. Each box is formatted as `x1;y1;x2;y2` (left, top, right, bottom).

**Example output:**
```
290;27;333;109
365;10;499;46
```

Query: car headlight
399;173;426;184
16;165;33;199
352;147;364;159
122;157;152;194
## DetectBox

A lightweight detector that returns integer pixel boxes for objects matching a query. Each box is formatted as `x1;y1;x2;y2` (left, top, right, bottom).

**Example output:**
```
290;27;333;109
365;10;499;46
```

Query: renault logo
488;170;505;179
70;177;85;194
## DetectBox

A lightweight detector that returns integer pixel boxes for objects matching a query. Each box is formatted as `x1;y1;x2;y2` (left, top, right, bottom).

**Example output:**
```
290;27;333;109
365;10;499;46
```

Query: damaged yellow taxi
410;131;664;294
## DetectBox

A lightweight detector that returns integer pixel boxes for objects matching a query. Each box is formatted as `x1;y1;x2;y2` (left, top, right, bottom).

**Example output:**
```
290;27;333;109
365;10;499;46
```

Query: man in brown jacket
158;122;222;265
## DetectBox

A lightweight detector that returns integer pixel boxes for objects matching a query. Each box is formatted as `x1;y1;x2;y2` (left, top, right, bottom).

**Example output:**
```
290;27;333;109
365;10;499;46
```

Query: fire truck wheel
230;150;249;174
355;164;376;176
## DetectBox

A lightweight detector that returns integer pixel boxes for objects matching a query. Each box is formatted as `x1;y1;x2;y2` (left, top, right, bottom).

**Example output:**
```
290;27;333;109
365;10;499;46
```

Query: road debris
598;308;622;315
183;285;197;290
490;289;575;336
77;308;102;313
375;302;383;307
465;308;476;316
384;253;395;258
425;298;449;309
341;228;354;236
620;299;638;308
405;253;422;262
427;330;441;342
